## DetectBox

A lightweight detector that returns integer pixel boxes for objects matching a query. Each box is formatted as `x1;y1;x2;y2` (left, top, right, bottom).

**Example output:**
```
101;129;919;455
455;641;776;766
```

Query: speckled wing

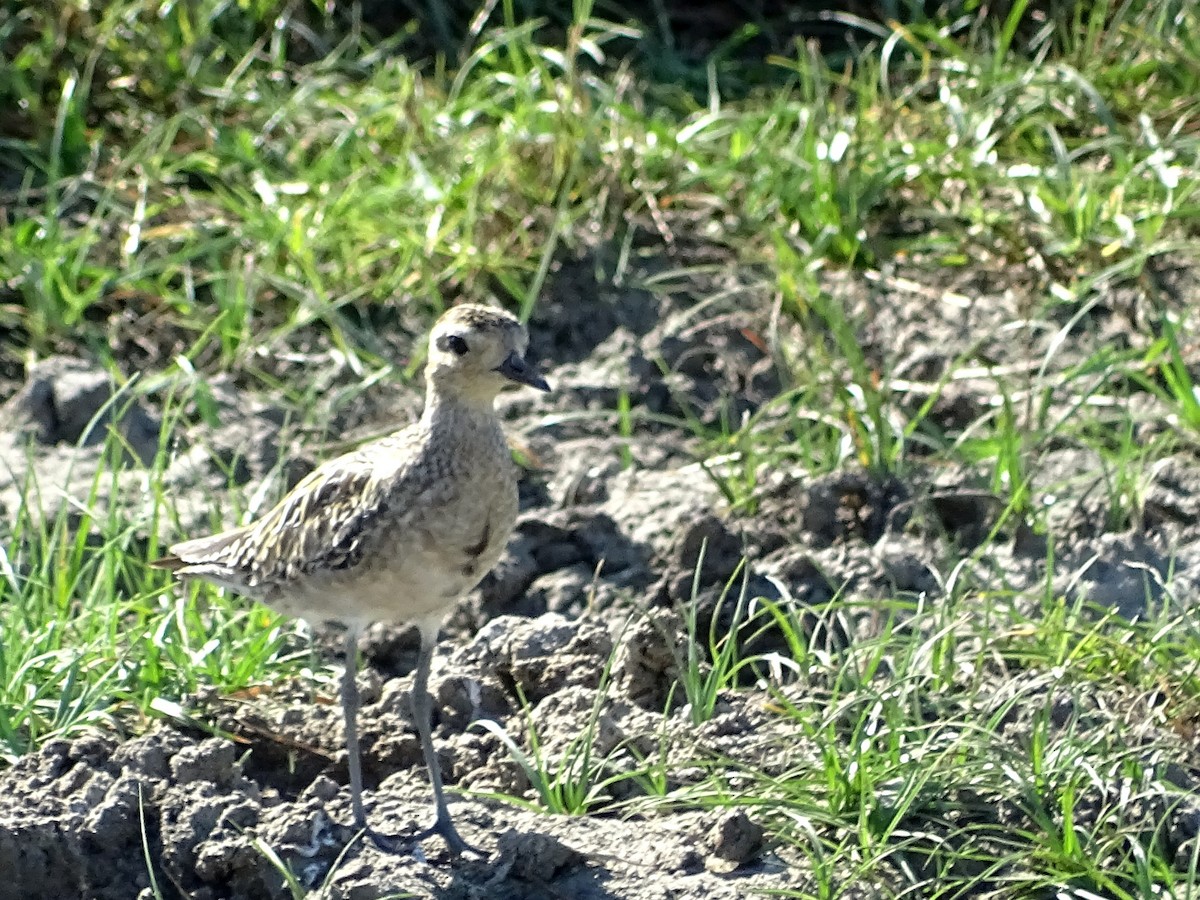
156;430;425;598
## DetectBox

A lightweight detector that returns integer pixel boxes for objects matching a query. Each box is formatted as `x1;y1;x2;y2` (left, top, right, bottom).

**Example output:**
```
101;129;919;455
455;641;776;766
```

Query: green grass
4;0;1200;894
474;653;627;816
0;389;311;762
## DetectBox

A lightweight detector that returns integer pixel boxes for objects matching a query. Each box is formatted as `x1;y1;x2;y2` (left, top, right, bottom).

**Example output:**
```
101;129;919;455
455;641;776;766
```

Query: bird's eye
438;334;470;356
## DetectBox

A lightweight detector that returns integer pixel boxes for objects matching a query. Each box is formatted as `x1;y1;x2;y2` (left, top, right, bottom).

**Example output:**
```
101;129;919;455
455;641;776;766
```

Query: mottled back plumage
156;303;543;629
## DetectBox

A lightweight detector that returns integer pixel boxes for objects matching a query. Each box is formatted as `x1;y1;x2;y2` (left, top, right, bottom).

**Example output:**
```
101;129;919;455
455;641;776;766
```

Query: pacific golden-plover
154;304;550;855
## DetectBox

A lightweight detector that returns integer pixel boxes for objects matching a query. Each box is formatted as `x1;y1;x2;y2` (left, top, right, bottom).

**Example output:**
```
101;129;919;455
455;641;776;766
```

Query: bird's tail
151;527;249;570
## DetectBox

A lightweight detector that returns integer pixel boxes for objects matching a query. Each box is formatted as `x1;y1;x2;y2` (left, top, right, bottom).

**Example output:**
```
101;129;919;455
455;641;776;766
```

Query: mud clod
0;356;160;463
706;809;766;872
496;828;585;881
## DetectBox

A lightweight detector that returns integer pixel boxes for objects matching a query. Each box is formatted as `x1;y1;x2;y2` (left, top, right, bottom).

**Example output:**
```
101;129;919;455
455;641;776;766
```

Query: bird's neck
424;373;502;412
422;388;501;430
420;392;509;464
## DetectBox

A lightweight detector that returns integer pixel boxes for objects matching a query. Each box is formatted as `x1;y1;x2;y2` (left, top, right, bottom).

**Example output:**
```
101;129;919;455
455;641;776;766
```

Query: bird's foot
410;814;486;859
354;816;484;859
361;824;404;854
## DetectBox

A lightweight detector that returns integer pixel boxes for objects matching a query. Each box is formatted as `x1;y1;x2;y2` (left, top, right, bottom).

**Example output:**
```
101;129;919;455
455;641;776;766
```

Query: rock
706;809;765;872
0;356;160;464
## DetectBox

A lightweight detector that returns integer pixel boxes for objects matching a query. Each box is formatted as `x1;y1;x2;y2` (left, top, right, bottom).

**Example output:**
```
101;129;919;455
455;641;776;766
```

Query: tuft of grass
0;387;310;761
473;632;630;816
672;553;780;725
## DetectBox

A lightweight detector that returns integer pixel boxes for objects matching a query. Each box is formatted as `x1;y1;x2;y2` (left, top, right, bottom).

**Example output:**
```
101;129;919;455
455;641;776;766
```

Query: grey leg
340;627;368;831
410;623;479;856
340;623;479;857
341;628;405;853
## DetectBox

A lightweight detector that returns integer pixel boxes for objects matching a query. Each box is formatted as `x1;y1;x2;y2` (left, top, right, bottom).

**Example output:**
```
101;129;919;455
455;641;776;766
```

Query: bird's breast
263;416;520;627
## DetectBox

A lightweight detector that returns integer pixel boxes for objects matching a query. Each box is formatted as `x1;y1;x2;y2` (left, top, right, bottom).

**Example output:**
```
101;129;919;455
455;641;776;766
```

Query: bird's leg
340;627;403;853
341;627;368;830
409;621;481;857
341;623;480;856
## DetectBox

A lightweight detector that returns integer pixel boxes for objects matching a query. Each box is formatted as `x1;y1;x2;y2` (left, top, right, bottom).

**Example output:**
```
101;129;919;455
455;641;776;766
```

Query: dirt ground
2;245;1200;899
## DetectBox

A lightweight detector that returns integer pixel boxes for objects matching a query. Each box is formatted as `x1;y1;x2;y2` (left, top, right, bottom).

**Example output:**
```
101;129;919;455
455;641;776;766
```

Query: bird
153;303;550;856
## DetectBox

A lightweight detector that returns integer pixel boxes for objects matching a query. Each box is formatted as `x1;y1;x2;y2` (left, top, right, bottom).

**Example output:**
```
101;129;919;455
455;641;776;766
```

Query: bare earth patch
3;246;1200;897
